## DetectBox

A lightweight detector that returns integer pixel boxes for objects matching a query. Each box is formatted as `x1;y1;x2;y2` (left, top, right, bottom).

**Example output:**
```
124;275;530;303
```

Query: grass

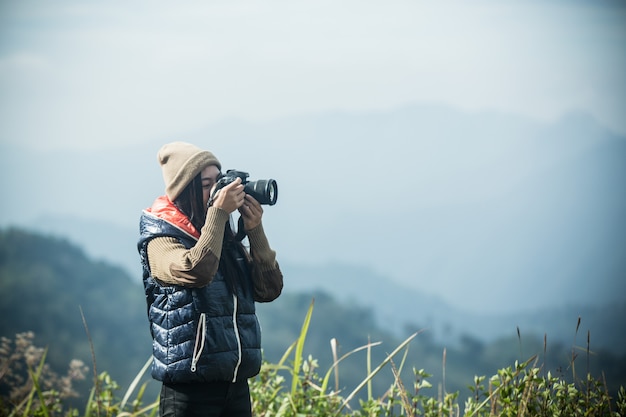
1;299;624;416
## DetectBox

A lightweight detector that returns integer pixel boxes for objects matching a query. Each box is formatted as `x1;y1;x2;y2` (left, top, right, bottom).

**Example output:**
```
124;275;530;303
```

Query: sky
1;0;625;151
1;0;625;315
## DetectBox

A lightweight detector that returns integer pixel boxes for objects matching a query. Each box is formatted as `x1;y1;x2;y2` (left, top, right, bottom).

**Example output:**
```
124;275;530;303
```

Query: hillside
1;227;625;403
11;214;626;355
0;228;402;398
2;105;625;317
0;228;151;391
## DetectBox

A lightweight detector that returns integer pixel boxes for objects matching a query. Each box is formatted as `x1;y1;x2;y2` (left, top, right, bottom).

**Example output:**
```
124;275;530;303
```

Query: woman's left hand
239;194;263;231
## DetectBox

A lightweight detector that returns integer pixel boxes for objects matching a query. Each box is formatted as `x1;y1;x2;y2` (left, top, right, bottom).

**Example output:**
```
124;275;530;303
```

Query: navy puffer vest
137;208;262;384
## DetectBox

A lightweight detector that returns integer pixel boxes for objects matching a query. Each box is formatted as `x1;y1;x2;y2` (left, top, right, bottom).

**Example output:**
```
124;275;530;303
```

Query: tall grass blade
367;336;372;401
116;399;159;417
120;356;153;410
335;331;421;415
80;305;100;417
278;340;296;368
7;351;49;417
572;316;581;381
319;341;382;395
82;386;96;417
330;338;339;392
25;349;50;417
390;359;413;417
442;347;447;395
396;342;410;381
290;298;314;396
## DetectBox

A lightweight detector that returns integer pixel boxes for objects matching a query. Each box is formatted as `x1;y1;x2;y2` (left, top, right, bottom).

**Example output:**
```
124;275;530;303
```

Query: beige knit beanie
157;141;221;201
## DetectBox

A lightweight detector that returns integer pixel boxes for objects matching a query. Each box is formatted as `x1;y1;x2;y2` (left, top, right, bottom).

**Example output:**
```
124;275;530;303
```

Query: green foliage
0;228;152;400
0;332;88;417
248;301;625;417
2;227;626;407
81;370;158;417
1;228;625;415
460;357;622;417
1;309;625;416
0;332;157;417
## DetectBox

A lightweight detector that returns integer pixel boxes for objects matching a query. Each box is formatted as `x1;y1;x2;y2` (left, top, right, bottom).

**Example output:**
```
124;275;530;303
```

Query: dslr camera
214;170;278;206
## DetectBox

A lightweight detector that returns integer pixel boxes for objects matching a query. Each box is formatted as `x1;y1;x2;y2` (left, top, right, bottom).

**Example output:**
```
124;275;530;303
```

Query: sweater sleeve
147;207;230;287
246;223;283;302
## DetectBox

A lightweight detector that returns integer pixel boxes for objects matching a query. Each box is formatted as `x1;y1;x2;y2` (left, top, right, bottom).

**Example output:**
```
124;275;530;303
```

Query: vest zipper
191;313;207;372
231;294;242;382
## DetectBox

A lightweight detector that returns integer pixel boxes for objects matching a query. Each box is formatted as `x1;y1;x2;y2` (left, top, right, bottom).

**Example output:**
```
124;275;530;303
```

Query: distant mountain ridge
2;227;624;404
281;261;626;354
1;103;624;315
10;216;626;356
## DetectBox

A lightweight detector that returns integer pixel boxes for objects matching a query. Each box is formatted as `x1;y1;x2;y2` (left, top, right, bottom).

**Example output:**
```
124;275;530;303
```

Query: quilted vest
137;196;262;383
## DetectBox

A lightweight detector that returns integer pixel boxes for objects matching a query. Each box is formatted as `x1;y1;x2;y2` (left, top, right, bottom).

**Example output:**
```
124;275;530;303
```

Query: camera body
215;169;278;206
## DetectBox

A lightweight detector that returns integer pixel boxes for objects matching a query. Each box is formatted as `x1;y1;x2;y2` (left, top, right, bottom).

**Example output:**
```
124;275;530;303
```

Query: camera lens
245;179;278;206
267;180;277;205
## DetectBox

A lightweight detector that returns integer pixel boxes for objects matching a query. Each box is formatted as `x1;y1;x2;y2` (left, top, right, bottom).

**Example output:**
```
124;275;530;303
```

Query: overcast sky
1;0;625;151
1;0;625;316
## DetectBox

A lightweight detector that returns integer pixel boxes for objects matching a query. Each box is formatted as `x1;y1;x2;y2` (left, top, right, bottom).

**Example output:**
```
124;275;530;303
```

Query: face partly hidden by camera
214;170;278;206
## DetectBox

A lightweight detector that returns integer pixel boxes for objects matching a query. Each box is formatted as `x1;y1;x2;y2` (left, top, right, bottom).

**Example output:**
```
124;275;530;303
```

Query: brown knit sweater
146;206;283;302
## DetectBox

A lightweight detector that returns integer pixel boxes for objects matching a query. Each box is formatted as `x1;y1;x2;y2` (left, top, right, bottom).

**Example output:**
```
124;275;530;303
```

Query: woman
137;141;283;417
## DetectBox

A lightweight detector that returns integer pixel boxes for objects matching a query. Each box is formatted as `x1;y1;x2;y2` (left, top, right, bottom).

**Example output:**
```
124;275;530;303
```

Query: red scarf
145;195;201;239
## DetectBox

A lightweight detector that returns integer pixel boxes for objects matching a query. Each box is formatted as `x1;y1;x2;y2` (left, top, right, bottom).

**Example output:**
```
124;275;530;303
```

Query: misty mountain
2;228;624;405
0;228;401;400
1;103;624;317
6;214;625;357
0;227;152;397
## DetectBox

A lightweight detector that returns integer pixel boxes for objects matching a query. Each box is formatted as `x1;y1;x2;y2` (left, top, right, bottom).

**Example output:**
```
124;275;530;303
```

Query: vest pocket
190;313;207;372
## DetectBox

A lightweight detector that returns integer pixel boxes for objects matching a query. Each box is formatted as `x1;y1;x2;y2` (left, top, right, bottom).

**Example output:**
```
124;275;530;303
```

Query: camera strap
207;188;220;208
234;216;247;242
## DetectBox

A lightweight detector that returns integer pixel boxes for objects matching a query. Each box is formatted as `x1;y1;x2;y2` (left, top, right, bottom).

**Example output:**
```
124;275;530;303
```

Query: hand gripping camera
213;170;278;206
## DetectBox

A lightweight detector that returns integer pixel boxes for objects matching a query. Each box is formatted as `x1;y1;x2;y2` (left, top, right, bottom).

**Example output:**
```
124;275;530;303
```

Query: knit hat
157;141;221;201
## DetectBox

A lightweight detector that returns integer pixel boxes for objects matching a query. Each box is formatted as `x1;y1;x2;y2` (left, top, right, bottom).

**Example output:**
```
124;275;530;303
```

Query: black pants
160;380;252;417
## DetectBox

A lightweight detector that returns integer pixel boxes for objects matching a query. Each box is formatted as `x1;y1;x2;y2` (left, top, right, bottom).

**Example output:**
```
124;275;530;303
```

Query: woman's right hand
210;178;245;214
